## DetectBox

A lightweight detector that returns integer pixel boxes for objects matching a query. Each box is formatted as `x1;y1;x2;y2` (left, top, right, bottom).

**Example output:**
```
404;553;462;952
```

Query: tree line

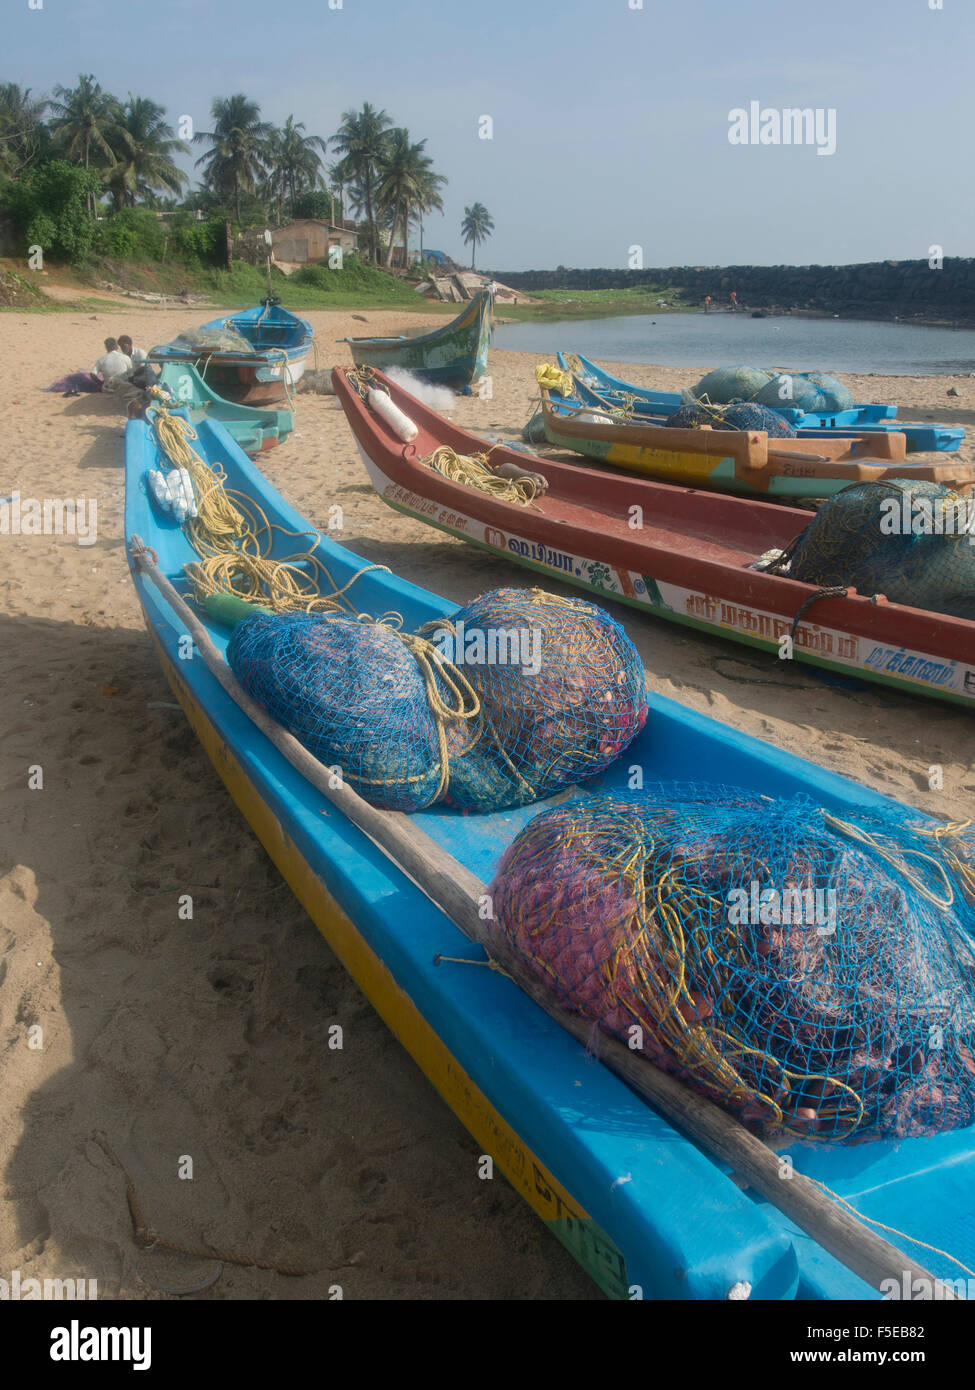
0;76;495;269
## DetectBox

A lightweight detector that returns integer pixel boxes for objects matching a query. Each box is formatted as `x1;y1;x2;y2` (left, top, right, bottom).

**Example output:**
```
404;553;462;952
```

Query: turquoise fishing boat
150;361;294;455
340;288;493;386
558;352;965;454
124;414;975;1301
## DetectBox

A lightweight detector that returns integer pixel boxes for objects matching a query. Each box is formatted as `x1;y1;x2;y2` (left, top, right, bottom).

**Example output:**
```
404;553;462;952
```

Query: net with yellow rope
146;410;648;814
487;784;975;1141
147;407;391;617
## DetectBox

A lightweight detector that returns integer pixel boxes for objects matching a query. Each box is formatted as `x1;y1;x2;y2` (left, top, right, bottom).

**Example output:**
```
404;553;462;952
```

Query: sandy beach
2;303;975;1301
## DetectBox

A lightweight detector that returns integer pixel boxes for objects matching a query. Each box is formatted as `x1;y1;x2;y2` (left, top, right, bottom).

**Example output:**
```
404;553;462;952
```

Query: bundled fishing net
225;589;647;815
804;372;854;412
436;589;648;813
665;399;797;438
487;785;975;1141
783;480;975;620
165;325;256;355
522;408;548;444
227;612;476;811
691;366;853;414
722;402;799;436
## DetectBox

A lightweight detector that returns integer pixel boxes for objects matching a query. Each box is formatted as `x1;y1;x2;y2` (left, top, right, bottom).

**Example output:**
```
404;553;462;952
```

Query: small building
270;218;358;271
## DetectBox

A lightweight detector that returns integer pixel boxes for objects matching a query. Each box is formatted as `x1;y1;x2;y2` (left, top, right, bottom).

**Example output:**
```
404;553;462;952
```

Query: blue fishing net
722;402;798;436
692;366;854;415
227;612;448;811
664;403;715;429
226;590;649;816
487;784;975;1141
693;366;777;405
665;400;797;437
785;480;975;620
753;373;825;413
433;589;649;813
804;371;854;412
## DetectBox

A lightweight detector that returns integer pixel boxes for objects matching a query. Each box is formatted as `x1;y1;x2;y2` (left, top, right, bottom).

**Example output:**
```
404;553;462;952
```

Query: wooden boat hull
559;352;965;454
125;410;975;1299
153;361;294;455
341;288;493;386
541;391;975;500
335;367;975;709
152;300;313;406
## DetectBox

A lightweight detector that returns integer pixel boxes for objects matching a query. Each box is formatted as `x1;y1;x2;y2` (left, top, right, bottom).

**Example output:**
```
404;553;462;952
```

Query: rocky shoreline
493;259;975;329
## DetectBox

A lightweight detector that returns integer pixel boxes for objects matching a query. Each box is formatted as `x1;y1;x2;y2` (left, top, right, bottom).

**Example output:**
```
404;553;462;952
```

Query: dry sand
2;304;974;1302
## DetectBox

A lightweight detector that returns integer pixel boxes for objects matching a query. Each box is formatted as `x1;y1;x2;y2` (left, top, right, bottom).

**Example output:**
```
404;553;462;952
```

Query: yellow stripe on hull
602;440;730;485
147;625;630;1298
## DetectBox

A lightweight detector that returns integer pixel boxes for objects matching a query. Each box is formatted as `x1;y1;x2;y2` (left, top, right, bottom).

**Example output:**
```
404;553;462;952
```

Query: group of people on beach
93;335;153;391
46;333;158;398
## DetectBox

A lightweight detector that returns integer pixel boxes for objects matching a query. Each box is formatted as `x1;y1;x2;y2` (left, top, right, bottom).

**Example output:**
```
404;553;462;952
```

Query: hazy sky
6;0;973;271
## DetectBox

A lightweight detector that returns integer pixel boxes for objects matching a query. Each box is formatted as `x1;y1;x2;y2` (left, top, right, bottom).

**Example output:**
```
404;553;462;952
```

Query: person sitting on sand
118;334;147;364
119;334;157;389
94;337;132;384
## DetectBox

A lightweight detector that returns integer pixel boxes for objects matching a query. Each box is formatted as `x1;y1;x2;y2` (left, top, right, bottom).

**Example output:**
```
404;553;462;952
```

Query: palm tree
329;103;392;260
0;83;48;177
48;74;121;212
414;163;446;263
275;115;328;216
260;126;288;224
376;129;446;268
106;96;189;209
330;156;353;223
194;94;272;226
461;202;494;270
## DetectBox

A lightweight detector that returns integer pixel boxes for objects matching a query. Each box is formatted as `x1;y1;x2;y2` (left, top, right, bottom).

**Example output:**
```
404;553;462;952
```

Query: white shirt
127;346;148;362
94;350;132;379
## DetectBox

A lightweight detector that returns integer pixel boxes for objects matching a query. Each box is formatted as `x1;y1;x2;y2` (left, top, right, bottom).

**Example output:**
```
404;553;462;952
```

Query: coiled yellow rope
149;409;377;615
420;445;542;506
148;407;482;797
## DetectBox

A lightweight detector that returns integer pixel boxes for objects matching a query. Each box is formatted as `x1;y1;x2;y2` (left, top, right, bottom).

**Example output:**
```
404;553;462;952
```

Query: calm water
492;312;975;377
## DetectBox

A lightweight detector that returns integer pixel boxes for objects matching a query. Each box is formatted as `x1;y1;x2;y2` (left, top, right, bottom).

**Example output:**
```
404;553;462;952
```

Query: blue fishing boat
151;298;313;407
125;413;975;1301
558;352;965;454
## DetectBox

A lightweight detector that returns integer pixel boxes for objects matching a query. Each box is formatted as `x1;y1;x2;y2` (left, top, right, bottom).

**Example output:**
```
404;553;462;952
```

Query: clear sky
5;0;974;271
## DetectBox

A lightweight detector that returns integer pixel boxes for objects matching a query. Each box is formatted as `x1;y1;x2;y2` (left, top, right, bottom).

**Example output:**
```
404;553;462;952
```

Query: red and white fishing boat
333;368;975;709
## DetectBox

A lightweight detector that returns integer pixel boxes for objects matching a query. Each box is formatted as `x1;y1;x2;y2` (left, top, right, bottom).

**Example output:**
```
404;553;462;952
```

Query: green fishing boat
339;287;493;387
148;360;294;455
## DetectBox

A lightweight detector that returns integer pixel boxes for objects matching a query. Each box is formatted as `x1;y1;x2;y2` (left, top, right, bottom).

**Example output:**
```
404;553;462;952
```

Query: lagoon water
492;311;975;376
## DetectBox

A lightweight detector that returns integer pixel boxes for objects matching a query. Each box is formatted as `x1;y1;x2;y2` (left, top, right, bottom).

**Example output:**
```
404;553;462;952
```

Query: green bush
291;255;404;294
292;191;342;221
166;214;224;268
94;207;167;260
0;160;102;264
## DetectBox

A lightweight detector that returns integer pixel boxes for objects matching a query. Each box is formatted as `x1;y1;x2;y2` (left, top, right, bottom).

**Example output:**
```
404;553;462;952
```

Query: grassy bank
4;257;698;323
498;284;697;322
0;255;459;316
